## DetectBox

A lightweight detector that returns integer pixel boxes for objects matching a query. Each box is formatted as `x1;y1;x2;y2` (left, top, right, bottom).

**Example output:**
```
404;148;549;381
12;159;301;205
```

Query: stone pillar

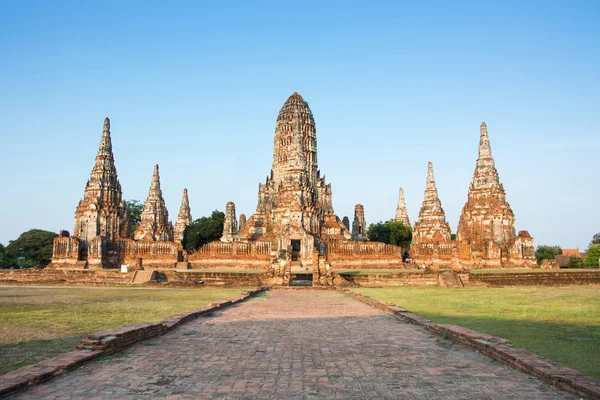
342;216;350;230
351;204;368;241
221;202;240;242
239;213;247;230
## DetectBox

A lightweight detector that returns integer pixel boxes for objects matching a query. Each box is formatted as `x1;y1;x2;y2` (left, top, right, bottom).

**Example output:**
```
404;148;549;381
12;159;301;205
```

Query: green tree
451;233;456;241
368;220;412;249
535;245;562;266
182;210;225;251
126;199;144;237
3;229;57;268
590;233;600;248
583;245;600;268
388;221;412;249
367;222;390;244
567;255;584;269
0;243;17;269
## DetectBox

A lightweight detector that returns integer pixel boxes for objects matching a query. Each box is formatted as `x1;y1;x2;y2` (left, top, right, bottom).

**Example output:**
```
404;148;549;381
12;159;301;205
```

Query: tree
567;255;584;269
0;243;17;269
451;233;456;241
3;229;57;268
126;199;144;237
584;245;600;268
182;210;225;251
590;233;600;248
535;245;562;266
368;220;412;249
367;222;390;244
388;221;412;249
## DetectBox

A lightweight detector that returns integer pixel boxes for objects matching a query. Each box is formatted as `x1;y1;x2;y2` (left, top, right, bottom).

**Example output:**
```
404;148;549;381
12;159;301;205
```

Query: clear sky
1;0;598;249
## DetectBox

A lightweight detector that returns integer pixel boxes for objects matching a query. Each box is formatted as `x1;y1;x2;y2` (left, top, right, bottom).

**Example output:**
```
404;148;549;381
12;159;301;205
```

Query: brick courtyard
13;289;573;399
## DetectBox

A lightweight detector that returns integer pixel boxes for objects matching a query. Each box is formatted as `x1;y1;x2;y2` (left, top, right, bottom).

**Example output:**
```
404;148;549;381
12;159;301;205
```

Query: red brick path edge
336;287;600;400
0;286;269;397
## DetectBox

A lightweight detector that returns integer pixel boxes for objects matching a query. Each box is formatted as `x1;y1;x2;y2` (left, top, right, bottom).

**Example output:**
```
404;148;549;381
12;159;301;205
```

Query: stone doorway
291;239;301;261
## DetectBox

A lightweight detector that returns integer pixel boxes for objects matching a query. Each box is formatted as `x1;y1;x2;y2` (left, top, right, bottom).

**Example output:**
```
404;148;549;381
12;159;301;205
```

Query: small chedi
395;187;410;226
455;123;535;267
238;213;247;230
134;165;174;242
173;189;192;244
342;216;350;230
410;162;453;267
221;202;240;242
351;204;368;241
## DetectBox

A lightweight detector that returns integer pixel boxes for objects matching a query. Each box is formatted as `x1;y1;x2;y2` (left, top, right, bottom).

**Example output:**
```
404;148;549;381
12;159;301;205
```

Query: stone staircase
131;270;156;284
439;271;464;288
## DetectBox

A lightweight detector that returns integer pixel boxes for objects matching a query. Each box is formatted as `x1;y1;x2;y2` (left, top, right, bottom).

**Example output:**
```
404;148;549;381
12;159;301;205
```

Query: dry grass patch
0;287;248;374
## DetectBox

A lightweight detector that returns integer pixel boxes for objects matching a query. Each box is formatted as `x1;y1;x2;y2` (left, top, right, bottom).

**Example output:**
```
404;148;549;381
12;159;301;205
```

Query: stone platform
12;290;574;399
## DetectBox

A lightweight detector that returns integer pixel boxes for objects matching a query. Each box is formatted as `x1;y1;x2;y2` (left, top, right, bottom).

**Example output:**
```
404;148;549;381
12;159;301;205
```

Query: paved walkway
13;289;572;399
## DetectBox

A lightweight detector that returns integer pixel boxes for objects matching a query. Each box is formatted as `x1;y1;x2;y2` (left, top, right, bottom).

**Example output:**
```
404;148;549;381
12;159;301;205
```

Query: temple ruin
50;95;535;277
173;189;192;244
455;123;536;267
410;162;453;268
395;187;410;226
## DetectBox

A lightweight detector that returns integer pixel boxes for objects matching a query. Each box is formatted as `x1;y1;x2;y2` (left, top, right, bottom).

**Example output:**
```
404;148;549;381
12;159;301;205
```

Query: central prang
238;92;351;269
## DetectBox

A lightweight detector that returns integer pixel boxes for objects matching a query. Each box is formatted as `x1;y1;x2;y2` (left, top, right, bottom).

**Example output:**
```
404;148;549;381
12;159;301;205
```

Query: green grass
0;287;248;375
354;286;600;378
469;268;598;274
336;269;424;275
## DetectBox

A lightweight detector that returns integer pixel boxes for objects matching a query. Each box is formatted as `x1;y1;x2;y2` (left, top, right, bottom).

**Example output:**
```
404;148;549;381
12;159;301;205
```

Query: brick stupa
410;162;453;265
456;123;535;267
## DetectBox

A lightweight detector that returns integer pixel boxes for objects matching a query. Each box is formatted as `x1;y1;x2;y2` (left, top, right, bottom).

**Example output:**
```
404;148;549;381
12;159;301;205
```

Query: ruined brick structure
395;187;410;226
238;92;354;270
238;214;247;231
134;165;174;242
173;189;192;244
411;162;453;267
351;204;368;241
342;216;350;230
221;202;240;242
73;118;131;246
456;123;535;268
51;119;181;270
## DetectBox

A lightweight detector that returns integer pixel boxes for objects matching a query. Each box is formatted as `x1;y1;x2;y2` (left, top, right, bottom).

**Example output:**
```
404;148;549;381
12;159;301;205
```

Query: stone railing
411;243;454;258
190;241;272;260
326;240;402;257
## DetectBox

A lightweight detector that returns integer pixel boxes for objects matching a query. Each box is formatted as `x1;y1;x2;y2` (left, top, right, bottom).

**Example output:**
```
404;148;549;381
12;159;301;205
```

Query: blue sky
1;0;598;249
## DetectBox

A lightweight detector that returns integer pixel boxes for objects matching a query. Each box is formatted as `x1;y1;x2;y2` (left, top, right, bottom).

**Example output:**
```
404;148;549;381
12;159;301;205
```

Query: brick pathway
12;289;573;399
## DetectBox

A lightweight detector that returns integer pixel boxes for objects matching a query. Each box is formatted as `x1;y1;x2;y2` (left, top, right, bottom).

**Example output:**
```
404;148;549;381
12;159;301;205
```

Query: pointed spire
395;187;410;226
426;161;436;190
174;188;192;244
134;164;173;241
151;164;161;190
74;117;129;241
478;122;492;159
97;117;113;157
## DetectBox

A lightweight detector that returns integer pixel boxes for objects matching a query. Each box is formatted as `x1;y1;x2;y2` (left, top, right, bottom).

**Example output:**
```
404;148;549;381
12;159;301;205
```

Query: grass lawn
336;269;424;275
354;286;600;378
469;268;598;274
0;287;248;375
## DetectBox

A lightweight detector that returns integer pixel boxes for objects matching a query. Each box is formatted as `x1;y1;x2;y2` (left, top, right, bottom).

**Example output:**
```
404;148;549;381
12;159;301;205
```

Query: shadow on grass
0;334;85;375
408;312;600;379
